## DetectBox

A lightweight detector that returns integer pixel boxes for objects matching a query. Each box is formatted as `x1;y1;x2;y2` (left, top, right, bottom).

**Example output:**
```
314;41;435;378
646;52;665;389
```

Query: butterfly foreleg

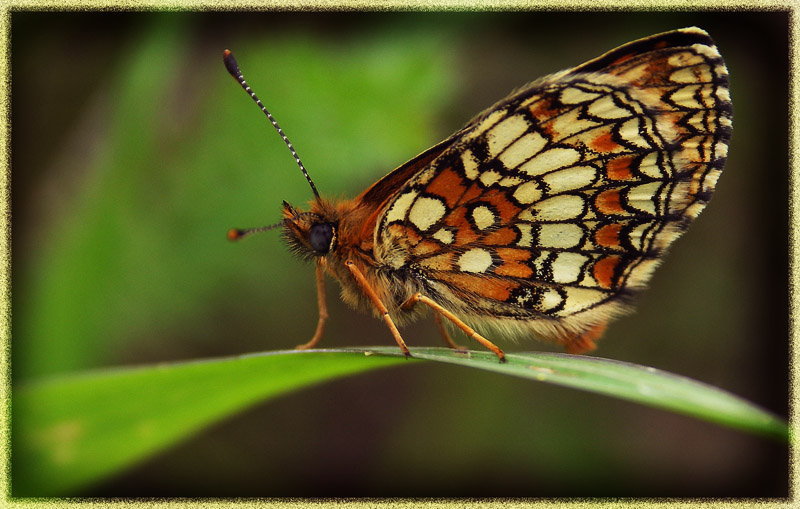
401;293;506;363
344;260;411;358
296;261;329;350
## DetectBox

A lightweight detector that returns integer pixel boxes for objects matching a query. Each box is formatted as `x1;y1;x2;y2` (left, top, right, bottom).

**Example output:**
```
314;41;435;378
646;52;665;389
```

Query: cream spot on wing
670;66;711;83
458;248;493;273
532;251;550;275
433;227;454;244
538;223;584;249
626;182;661;215
669;84;704;109
408;196;446;231
461;149;480;180
560;287;608;314
525;194;585;221
479;170;501;187
519;147;581;176
702;167;722;190
499;131;547;169
542;165;597;192
384;190;418;223
559;86;602;104
471;205;496;230
487;114;530;157
716;86;731;104
468;109;507;139
499;176;522;187
547;107;602;139
699;84;717;108
540;287;564;312
628;221;650;251
715;141;729;158
637;152;664;179
684;111;705;131
618;117;652;149
516;223;533;247
587;93;632;119
669;49;706;67
512;181;542;205
550;252;587;284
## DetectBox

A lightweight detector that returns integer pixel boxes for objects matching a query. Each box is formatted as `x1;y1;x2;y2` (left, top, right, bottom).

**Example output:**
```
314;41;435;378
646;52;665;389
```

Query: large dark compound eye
309;223;334;254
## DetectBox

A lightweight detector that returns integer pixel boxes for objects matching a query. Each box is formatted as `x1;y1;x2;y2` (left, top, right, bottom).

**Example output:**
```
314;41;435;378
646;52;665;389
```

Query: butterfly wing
372;27;732;343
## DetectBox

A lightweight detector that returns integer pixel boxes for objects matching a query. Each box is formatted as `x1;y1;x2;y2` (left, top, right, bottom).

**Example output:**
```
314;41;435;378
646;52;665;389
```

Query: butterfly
225;27;732;363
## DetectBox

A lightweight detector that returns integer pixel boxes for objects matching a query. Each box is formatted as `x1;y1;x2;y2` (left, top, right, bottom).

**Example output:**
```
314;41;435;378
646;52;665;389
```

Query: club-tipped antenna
223;49;321;202
228;212;318;242
227;222;284;241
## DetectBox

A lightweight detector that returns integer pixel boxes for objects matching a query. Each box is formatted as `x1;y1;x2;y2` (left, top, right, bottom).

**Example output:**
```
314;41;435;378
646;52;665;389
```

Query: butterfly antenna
223;49;321;202
228;213;317;242
227;222;285;241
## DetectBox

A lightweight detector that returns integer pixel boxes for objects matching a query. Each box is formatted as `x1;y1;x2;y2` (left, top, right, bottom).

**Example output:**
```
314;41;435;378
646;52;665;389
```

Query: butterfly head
280;201;338;260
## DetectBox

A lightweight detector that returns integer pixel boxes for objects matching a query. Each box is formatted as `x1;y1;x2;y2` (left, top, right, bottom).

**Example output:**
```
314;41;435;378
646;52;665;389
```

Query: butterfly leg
296;262;329;350
432;310;468;353
402;293;506;363
345;260;411;358
561;322;607;355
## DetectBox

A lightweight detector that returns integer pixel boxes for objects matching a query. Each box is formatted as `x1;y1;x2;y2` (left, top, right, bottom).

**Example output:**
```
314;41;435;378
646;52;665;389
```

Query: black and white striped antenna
224;49;321;241
223;49;321;202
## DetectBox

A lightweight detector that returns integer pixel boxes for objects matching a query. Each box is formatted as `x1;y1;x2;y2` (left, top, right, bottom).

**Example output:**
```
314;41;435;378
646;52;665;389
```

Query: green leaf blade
12;347;787;496
381;348;788;441
12;350;405;496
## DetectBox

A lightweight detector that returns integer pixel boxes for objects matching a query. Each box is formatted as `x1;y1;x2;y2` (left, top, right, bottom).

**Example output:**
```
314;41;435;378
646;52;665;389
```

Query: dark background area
11;10;789;497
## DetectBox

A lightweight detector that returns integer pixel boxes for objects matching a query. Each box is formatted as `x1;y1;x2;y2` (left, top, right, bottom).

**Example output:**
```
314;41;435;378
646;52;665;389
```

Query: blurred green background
11;11;788;496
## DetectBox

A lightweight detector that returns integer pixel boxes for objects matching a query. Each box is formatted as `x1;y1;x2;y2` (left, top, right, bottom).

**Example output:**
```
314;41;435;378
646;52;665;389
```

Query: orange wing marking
426;166;468;208
494;248;534;278
593;255;621;289
606;156;635;180
596;189;624;214
595;223;622;248
590;132;620;152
